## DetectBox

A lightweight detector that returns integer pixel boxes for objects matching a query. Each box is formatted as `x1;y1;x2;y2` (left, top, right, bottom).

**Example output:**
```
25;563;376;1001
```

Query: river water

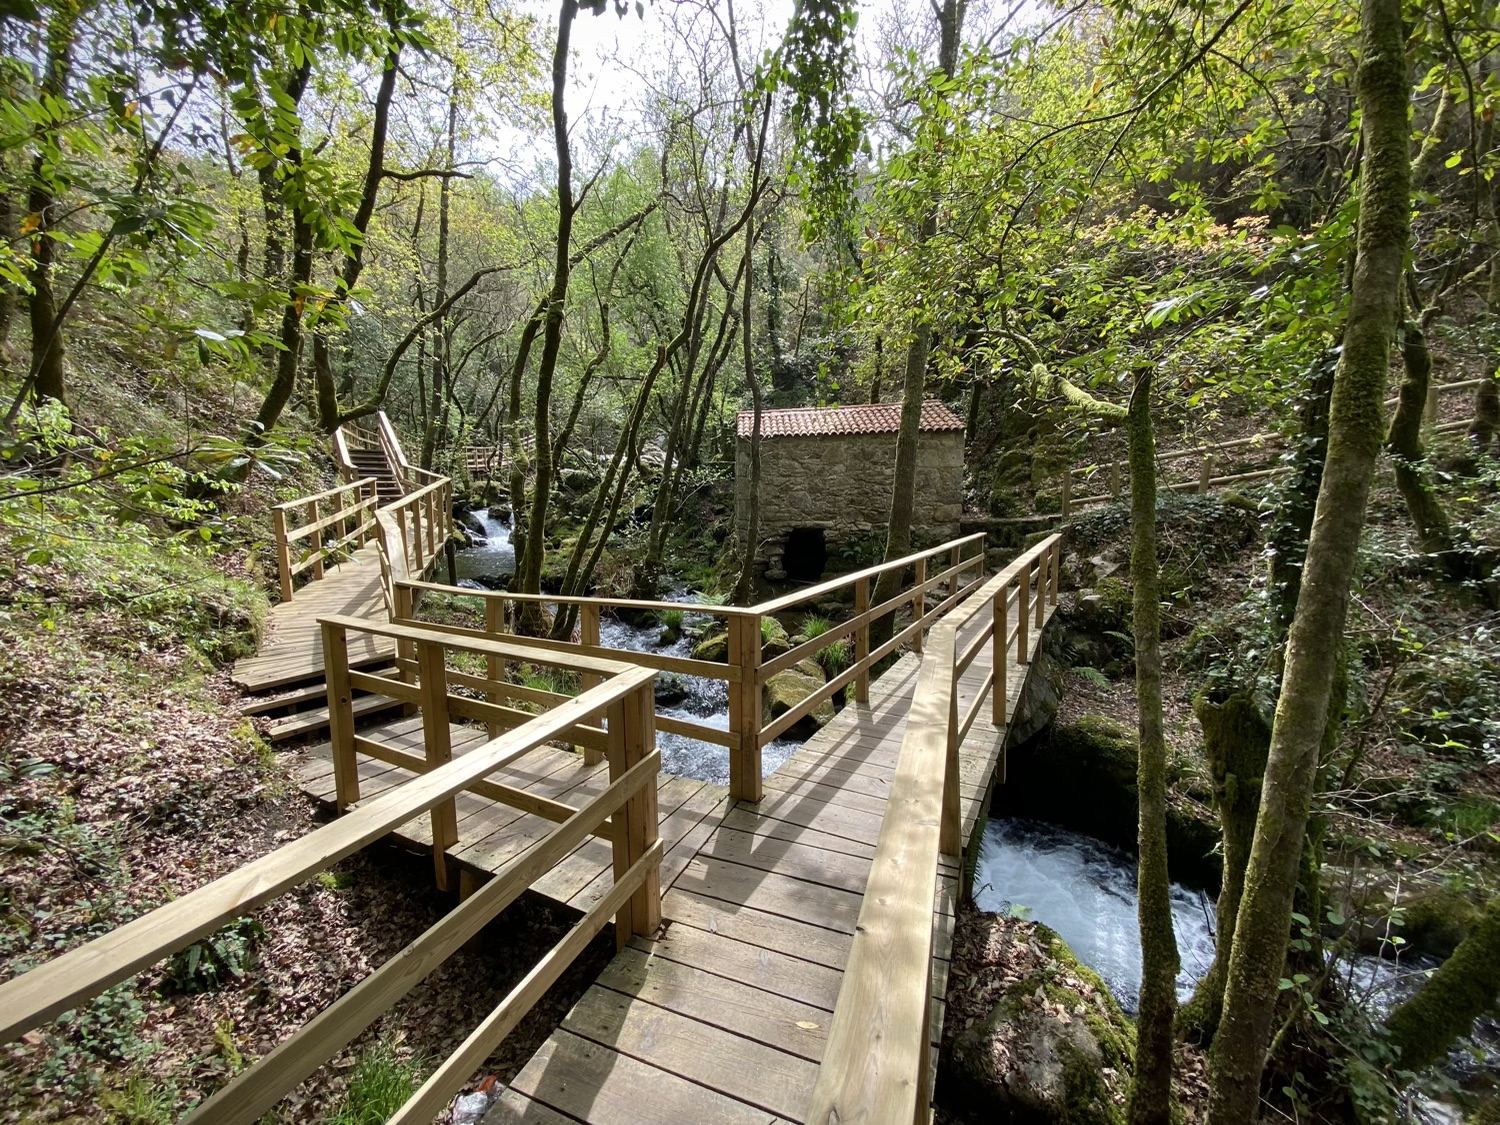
452;515;798;785
973;817;1495;1121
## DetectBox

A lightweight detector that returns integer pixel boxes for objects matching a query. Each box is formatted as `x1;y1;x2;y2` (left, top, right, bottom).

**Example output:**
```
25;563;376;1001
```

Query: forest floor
0;531;615;1124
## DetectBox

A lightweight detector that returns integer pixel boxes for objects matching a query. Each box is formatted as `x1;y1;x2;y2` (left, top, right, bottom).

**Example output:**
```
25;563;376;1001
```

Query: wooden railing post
948;544;962;597
1198;453;1213;495
309;499;325;579
411;501;424;573
1060;468;1072;517
417;640;458;892
1034;548;1046;630
273;508;294;602
484;599;503;739
606;680;661;949
1425;381;1440;427
912;557;927;655
1109;461;1120;499
727;614;763;803
1051;538;1062;604
940;670;961;856
853;578;871;703
580;604;604;767
1017;561;1030;660
323;621;359;810
992;583;1008;727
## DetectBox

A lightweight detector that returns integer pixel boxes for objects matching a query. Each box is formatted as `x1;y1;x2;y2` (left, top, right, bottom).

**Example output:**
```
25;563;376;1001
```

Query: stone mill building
734;400;965;582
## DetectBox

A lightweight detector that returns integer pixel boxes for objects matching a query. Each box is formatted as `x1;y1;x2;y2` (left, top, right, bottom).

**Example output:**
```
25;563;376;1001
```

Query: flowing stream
452;521;798;785
973;817;1495;1121
972;818;1217;1014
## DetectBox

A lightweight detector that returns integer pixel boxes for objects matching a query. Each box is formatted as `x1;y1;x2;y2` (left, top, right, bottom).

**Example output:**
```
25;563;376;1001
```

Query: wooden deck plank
501;1030;781;1125
560;987;819;1121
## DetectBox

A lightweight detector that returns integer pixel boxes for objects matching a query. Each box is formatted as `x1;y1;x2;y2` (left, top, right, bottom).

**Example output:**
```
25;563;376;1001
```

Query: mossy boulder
946;923;1133;1125
692;631;729;663
763;665;834;737
761;617;792;660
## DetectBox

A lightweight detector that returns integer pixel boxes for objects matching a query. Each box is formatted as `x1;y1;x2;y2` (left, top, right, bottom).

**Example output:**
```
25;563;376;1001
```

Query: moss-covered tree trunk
1125;369;1179;1125
1204;0;1410;1118
1383;894;1500;1073
1180;694;1270;1044
1387;321;1455;556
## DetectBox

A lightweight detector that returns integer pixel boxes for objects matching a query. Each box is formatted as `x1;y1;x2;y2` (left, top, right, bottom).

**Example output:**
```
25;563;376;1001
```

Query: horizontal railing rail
0;632;661;1125
1058;376;1491;515
373;475;454;597
270;477;381;602
390;531;990;801
804;532;1062;1125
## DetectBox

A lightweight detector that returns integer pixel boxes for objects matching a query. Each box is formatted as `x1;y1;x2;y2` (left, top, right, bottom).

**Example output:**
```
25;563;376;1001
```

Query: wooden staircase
236;411;427;743
345;447;404;505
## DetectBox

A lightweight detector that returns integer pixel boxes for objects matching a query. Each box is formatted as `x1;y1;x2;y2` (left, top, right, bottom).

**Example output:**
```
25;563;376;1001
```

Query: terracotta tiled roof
736;400;964;440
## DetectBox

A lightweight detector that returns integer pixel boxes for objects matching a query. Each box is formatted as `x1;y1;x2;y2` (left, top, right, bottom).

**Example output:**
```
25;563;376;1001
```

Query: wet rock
459;511;488;540
654;675;691;708
486;503;511;523
1006;627;1066;746
692;632;730;663
946;923;1133;1125
763;665;834;737
999;713;1221;887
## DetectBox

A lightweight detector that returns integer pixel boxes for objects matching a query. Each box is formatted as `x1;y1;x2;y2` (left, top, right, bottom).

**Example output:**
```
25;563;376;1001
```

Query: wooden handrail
0;638;662;1125
0;665;656;1041
804;533;1061;1125
1058;376;1491;516
398;531;992;803
271;478;381;601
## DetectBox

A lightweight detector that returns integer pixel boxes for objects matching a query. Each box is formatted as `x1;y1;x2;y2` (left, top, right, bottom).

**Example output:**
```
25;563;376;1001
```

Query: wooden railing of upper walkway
388;531;991;803
1054;376;1491;515
0;626;662;1125
805;531;1064;1125
268;412;453;602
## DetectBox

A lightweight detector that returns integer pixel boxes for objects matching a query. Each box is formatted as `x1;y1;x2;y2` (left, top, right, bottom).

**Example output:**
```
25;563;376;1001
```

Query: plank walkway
232;543;393;691
295;600;1053;1125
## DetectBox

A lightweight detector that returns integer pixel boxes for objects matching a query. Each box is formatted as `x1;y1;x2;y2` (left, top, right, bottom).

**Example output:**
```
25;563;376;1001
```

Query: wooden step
265;693;405;742
238;665;397;716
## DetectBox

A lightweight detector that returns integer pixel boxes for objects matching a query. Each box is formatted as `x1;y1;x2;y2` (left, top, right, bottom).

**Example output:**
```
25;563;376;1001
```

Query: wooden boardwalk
295;601;1052;1125
488;603;1048;1125
233;544;393;691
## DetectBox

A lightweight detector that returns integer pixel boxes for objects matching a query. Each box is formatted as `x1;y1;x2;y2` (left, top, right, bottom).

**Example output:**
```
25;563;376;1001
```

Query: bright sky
488;0;897;182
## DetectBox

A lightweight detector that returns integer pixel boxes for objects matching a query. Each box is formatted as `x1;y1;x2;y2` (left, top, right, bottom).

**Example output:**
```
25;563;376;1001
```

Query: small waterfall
453;511;515;583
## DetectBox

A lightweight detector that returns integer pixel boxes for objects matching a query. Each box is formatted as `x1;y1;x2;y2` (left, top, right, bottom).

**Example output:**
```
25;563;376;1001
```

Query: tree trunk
1179;693;1271;1043
250;60;313;437
1203;0;1410;1118
1125;369;1179;1125
421;92;460;467
1387;319;1454;554
25;6;79;407
870;0;962;641
514;0;579;629
1382;895;1500;1073
735;215;762;604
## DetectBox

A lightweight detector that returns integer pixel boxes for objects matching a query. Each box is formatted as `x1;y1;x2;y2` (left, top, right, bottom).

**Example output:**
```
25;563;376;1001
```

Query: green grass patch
331;1038;426;1125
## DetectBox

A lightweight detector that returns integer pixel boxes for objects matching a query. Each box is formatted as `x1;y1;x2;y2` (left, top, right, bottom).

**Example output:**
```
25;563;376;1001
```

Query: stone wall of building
734;430;964;564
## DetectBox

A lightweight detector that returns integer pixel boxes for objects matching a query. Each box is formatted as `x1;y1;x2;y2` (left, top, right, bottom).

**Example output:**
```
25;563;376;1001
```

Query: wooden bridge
0;409;1062;1124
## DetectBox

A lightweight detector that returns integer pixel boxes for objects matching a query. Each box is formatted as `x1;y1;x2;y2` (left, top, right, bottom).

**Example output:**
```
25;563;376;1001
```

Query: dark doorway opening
783;527;827;583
